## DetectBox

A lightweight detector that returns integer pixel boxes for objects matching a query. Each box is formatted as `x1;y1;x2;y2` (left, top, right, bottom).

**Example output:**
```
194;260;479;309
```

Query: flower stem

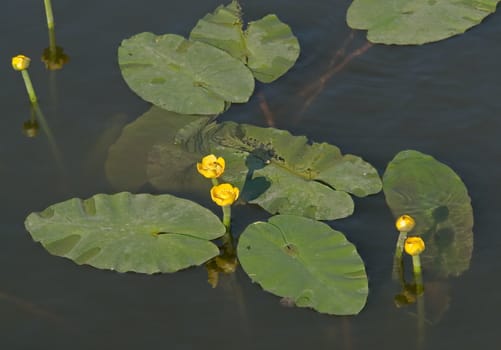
412;254;424;295
44;0;57;62
44;0;55;31
211;178;219;186
21;70;38;105
222;205;231;232
392;231;407;280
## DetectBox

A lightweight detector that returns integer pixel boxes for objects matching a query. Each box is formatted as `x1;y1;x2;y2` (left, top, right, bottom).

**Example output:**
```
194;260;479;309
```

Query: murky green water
1;0;500;349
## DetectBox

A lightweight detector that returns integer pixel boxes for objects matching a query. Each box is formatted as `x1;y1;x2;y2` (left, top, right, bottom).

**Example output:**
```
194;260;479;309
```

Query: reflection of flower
12;55;31;71
404;237;425;256
210;183;239;206
197;154;225;179
22;119;39;138
42;46;69;70
396;214;415;232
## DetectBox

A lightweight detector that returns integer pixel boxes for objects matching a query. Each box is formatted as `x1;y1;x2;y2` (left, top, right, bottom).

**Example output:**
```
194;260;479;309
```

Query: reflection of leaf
185;122;381;220
118;32;254;115
190;1;300;82
237;215;368;315
347;0;500;45
25;192;226;273
383;150;473;277
105;107;211;192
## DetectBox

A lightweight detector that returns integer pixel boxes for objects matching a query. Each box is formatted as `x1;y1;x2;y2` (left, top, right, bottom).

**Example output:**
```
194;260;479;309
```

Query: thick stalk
222;205;231;232
392;231;407;280
21;70;38;104
44;0;57;61
412;254;424;295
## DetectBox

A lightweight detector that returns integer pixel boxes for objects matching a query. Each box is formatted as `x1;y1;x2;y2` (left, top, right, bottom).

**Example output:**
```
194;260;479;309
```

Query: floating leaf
118;32;254;115
181;122;381;220
237;215;368;315
189;1;246;62
105;107;211;192
347;0;500;45
245;15;301;83
190;2;300;82
25;192;226;273
383;150;473;277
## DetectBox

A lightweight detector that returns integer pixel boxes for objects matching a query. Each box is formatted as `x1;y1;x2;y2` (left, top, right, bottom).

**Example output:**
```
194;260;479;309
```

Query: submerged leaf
237;215;368;315
25;192;226;273
105;107;211;192
383;150;474;277
347;0;501;45
118;32;254;115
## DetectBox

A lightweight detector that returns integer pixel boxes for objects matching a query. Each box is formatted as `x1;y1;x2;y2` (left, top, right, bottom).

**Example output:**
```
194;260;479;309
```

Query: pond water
1;0;500;349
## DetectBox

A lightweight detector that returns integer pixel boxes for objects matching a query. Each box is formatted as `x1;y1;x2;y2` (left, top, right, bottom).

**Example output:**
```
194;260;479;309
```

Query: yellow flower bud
210;183;239;206
197;154;225;179
395;214;416;232
404;237;425;256
12;55;31;71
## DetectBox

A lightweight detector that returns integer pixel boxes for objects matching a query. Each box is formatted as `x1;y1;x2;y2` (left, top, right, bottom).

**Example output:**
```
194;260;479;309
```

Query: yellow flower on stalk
404;237;425;256
210;183;239;206
197;154;225;179
12;55;31;71
395;214;415;232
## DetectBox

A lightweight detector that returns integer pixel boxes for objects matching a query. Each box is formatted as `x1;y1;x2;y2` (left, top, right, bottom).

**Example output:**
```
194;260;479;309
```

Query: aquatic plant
22;1;475;318
347;0;500;45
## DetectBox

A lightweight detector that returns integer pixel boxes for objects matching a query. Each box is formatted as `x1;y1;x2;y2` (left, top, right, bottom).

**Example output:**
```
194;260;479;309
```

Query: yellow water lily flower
12;55;31;71
395;214;415;232
210;183;239;206
404;237;425;256
197;154;225;178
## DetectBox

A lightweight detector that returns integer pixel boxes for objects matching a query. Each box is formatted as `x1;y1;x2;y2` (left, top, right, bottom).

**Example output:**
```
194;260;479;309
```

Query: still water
1;0;500;349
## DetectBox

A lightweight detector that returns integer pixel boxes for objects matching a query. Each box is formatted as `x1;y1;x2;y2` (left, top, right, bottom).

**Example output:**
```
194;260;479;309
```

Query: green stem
222;205;231;232
44;0;55;31
21;70;38;104
392;231;407;281
211;178;219;186
44;0;57;62
412;254;424;295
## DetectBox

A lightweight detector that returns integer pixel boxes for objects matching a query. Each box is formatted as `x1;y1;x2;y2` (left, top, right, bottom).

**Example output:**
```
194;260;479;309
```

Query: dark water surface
1;0;500;349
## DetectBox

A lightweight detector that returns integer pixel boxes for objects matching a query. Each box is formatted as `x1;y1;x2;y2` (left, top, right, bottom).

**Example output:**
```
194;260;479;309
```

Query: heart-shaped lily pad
190;1;300;82
237;215;368;315
347;0;500;45
25;192;226;274
383;150;473;277
118;32;254;115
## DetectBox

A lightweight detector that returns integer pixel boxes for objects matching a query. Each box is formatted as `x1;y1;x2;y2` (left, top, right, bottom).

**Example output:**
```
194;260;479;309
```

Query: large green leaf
347;0;500;45
237;215;368;315
181;121;382;220
118;32;254;115
25;192;226;274
107;112;381;220
105;107;211;192
190;1;300;82
383;150;473;277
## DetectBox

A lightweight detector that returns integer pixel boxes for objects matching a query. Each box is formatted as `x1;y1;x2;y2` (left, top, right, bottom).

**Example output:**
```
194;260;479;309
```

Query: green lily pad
25;192;226;273
118;32;254;115
190;1;300;82
179;121;381;220
347;0;500;45
383;150;473;277
237;215;368;315
105;107;211;192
